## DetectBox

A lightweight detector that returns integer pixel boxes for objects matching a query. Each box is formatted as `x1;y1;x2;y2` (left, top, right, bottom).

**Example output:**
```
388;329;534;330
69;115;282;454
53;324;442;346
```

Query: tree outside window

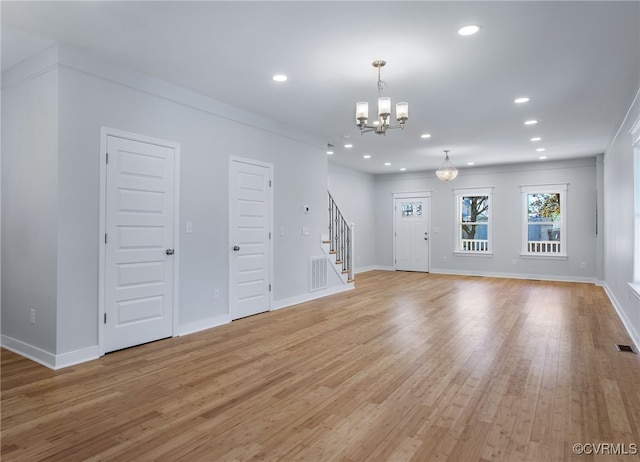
455;188;492;253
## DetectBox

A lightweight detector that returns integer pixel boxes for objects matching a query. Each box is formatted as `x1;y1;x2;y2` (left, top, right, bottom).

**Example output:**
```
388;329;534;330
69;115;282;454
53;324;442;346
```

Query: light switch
186;221;193;233
280;226;285;236
302;226;310;236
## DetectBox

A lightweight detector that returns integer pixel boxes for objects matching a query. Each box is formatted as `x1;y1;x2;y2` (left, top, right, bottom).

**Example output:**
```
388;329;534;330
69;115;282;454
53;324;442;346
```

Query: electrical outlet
581;262;587;269
30;309;36;324
214;288;220;300
443;256;447;262
512;259;517;266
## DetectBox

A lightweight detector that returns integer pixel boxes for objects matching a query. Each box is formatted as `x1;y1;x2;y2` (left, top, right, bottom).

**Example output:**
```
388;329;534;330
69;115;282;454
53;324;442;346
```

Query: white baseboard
272;284;354;311
1;335;100;370
373;265;396;272
177;313;231;336
603;283;640;352
2;335;56;369
56;346;100;369
355;266;376;274
430;267;597;284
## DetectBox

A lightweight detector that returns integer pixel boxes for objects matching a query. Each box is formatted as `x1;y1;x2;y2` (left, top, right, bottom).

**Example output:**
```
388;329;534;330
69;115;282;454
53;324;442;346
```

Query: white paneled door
394;196;430;272
104;135;176;353
230;158;272;320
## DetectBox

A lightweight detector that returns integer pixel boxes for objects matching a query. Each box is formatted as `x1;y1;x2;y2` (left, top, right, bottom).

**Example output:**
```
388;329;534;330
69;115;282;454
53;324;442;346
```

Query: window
401;202;422;217
521;184;567;257
454;188;492;253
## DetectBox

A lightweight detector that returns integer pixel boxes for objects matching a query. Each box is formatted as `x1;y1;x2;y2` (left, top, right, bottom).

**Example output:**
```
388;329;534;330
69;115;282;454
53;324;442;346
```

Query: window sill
453;252;494;258
520;253;568;261
628;283;640;299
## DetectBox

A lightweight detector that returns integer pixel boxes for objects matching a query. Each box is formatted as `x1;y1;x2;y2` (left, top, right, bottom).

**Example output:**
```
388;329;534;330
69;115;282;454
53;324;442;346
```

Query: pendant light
436;150;458;181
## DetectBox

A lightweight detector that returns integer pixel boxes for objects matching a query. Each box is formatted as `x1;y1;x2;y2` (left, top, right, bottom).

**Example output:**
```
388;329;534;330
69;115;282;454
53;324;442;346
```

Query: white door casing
99;129;180;354
394;193;431;272
229;157;273;320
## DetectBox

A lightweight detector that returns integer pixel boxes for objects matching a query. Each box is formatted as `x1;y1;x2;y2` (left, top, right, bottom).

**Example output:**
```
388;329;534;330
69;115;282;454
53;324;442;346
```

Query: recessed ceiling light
272;74;287;82
458;25;480;36
363;155;371;159
327;150;334;155
467;162;475;166
514;97;530;104
344;144;353;148
536;148;546;152
530;137;542;142
524;120;538;125
421;133;432;139
400;167;407;171
538;156;548;160
384;162;391;166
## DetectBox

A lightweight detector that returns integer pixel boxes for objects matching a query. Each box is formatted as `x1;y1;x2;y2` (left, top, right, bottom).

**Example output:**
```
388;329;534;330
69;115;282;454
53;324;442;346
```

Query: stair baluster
328;192;354;283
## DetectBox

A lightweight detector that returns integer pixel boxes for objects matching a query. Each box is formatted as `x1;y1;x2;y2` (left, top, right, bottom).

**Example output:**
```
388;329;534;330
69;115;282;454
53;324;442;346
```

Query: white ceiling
2;1;639;174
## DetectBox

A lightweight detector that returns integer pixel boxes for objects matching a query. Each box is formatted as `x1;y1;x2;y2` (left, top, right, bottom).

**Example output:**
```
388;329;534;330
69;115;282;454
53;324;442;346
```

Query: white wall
1;48;59;355
603;90;640;349
374;158;600;281
328;163;376;272
2;44;342;365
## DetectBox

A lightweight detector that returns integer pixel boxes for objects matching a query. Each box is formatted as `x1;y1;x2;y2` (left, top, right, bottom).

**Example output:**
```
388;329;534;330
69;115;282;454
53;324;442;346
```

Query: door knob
166;249;175;255
233;245;240;252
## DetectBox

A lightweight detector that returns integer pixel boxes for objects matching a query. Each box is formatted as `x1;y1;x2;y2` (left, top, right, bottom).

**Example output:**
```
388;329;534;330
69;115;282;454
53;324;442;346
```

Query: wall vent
310;256;328;292
615;344;636;353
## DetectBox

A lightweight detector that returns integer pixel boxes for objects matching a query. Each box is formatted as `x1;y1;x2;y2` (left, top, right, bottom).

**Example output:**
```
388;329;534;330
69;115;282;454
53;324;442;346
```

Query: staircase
322;192;355;285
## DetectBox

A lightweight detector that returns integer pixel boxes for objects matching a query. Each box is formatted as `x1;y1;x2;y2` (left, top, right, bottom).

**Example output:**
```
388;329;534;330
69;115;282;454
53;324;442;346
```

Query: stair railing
328;192;354;282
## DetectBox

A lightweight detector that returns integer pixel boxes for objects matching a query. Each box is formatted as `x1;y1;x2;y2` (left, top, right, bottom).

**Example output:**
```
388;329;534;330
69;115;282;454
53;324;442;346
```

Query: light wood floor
2;271;640;461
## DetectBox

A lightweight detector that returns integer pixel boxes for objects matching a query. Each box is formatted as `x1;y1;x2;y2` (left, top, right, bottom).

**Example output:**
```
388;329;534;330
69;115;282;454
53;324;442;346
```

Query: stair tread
329;250;337;254
347;278;355;283
335;260;344;264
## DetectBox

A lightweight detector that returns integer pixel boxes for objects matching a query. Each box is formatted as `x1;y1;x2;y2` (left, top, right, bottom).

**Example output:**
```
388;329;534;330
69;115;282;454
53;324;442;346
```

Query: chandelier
436;150;458;181
355;60;408;135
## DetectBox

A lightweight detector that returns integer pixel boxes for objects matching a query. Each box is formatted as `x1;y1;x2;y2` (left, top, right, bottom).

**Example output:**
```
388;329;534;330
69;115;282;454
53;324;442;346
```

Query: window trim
453;187;493;256
520;183;568;258
632;115;640;287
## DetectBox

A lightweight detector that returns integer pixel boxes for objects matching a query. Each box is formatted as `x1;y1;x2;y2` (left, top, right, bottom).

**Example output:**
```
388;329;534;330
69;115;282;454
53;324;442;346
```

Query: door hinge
104;313;107;324
105;233;108;244
106;152;109;164
269;180;272;187
269;284;272;292
269;232;271;239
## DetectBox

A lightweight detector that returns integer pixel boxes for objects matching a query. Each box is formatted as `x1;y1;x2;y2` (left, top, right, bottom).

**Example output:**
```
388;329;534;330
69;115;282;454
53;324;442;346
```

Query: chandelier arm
359;127;379;134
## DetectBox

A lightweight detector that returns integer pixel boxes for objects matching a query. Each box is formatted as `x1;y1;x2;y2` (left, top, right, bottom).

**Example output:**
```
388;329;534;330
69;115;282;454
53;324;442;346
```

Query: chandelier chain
377;67;387;96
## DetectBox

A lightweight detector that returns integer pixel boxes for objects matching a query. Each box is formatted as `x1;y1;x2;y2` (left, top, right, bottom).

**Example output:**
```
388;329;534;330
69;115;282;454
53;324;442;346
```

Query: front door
104;134;176;352
394;196;430;272
229;158;272;320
